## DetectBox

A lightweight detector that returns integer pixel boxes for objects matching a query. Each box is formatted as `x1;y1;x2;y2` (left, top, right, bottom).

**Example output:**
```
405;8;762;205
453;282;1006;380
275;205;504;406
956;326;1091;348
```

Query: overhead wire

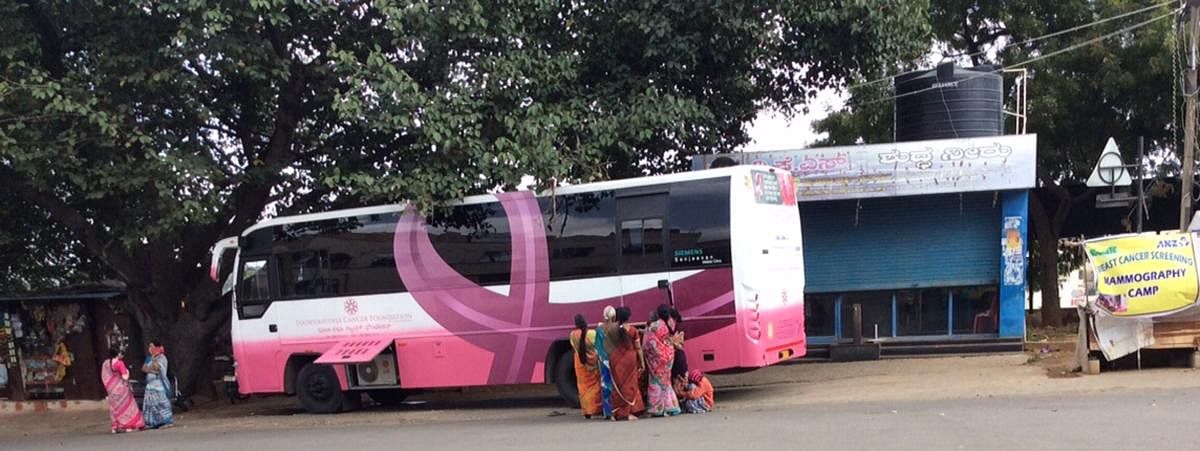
846;8;1181;109
847;0;1179;92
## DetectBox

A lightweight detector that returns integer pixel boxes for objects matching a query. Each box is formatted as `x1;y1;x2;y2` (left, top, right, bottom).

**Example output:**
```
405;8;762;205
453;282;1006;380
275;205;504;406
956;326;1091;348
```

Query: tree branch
234;78;262;163
0;166;147;287
19;0;66;79
216;73;309;240
1037;166;1072;201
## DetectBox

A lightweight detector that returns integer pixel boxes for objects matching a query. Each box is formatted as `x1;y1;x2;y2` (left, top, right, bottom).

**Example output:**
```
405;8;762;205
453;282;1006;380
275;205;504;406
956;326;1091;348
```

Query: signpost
1089;137;1146;232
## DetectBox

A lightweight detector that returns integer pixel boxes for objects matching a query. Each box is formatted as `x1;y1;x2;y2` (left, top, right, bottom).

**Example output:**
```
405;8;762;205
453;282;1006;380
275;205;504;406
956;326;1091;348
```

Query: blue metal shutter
800;192;1000;292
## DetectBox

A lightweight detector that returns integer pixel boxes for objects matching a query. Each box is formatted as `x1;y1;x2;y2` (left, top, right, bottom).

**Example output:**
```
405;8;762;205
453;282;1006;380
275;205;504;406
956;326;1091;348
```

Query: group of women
100;341;175;433
569;304;709;421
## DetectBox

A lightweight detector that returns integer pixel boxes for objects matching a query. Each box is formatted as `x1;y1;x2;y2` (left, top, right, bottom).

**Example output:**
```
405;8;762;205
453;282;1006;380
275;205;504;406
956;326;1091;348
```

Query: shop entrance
804;285;999;343
0;289;134;401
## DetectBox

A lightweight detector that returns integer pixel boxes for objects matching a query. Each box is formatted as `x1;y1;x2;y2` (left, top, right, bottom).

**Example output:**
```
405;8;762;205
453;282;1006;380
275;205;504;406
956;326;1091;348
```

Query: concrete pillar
998;191;1029;338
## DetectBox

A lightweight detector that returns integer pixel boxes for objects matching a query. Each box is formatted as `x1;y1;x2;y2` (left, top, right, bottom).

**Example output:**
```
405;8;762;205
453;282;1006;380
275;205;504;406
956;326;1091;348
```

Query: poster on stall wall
1084;231;1200;317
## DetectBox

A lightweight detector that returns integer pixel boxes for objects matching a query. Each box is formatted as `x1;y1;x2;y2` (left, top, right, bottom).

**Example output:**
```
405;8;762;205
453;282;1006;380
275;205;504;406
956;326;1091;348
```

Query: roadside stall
1076;231;1200;372
0;287;139;401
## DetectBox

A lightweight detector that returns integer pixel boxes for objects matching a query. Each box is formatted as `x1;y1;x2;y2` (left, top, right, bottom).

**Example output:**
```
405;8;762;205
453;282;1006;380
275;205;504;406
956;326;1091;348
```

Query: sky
740;88;847;153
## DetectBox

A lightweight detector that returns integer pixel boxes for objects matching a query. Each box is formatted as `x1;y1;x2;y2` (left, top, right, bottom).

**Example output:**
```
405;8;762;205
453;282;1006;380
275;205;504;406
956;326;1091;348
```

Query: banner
1084;232;1200;317
693;134;1036;201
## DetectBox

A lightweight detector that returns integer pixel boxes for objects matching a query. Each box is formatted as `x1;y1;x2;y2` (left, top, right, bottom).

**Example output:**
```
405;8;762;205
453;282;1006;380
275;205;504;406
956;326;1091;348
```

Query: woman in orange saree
604;306;644;420
569;314;602;418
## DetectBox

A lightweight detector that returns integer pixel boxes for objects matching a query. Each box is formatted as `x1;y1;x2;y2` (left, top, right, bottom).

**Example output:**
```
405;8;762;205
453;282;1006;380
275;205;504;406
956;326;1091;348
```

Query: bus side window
279;251;340;298
239;259;272;304
621;218;665;273
668;179;731;268
540;192;619;280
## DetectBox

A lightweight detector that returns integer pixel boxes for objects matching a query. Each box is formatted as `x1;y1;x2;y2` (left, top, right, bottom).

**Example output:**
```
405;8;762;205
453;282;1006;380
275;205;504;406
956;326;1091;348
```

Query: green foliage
0;198;110;291
0;0;934;284
817;0;1179;174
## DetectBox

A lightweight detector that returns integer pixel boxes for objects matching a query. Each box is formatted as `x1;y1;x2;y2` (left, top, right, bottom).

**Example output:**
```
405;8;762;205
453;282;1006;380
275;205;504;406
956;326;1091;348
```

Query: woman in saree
607;306;645;420
595;306;644;421
141;341;174;429
101;348;144;433
569;314;602;418
594;306;617;419
643;304;682;417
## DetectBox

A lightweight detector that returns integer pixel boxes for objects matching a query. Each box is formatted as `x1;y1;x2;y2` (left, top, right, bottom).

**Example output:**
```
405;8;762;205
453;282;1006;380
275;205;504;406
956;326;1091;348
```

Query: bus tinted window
541;192;618;280
270;214;406;298
279;250;336;297
669;179;732;268
621;217;666;272
426;202;512;286
325;214;406;295
238;258;272;304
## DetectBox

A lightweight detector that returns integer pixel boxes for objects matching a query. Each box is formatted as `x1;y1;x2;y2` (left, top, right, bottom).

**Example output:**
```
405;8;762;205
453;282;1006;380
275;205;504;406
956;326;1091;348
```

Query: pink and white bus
210;166;806;413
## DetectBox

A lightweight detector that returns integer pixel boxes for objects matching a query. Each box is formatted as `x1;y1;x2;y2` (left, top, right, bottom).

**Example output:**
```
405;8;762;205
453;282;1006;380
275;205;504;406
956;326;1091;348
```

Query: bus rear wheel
554;351;580;408
296;363;345;414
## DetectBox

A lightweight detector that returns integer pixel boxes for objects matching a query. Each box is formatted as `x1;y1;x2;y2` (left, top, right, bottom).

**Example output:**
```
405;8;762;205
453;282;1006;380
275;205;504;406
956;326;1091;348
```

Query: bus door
616;191;672;321
229;252;285;392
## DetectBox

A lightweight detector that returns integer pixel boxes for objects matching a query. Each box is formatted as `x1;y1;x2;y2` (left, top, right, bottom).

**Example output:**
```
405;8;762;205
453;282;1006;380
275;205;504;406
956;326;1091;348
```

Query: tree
0;198;111;291
815;0;1179;326
0;0;930;397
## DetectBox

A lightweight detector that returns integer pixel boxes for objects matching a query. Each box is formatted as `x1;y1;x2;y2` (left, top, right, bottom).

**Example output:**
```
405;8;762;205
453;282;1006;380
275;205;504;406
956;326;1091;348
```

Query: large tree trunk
1036;230;1064;327
166;315;222;403
124;282;227;403
1029;192;1065;327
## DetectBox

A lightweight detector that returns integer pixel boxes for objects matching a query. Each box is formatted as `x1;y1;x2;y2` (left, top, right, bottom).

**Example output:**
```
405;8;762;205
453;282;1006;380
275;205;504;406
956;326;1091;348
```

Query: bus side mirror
210;236;239;282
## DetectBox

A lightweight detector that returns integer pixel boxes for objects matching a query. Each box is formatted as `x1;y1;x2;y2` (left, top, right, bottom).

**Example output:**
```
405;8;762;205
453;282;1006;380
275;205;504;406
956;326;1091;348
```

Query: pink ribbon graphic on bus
393;191;734;385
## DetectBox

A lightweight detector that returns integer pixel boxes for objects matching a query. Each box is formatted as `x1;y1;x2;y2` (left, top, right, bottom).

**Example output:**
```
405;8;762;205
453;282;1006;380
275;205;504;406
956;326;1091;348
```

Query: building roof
0;283;126;303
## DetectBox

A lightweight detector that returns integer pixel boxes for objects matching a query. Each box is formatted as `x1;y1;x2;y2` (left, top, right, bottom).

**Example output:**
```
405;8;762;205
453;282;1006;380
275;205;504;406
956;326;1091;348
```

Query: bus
209;165;806;413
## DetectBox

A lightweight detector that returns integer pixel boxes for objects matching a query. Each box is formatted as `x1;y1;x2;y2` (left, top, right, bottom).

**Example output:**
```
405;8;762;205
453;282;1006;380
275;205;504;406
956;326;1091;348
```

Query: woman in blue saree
141;341;174;429
593;306;617;419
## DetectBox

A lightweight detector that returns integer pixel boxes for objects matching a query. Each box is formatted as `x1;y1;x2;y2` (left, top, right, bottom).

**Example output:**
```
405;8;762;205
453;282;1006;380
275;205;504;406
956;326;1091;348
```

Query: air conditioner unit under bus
353;353;398;387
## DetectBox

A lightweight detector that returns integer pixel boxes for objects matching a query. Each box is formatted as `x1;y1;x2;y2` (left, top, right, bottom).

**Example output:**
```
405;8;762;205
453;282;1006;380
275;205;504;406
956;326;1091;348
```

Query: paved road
12;386;1200;451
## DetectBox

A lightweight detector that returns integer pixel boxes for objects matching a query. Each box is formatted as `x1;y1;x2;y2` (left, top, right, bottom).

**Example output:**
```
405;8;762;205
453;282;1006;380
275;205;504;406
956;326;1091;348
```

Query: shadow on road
191;381;783;419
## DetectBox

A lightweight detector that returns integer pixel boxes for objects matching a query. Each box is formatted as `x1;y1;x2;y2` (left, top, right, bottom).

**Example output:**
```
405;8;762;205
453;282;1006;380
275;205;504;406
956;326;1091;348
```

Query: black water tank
893;63;1003;142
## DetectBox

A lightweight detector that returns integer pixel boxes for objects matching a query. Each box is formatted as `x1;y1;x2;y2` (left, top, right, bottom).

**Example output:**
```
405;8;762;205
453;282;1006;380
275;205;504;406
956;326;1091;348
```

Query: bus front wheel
554;351;580;408
296;363;346;414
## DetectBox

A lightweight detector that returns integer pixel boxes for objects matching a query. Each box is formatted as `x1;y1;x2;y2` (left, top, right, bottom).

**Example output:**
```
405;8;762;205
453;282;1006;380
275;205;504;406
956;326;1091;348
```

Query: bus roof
240;165;772;237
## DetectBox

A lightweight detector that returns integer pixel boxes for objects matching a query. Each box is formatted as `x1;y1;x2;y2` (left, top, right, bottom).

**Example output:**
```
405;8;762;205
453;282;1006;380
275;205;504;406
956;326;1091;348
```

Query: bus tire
367;389;408;406
554;351;580;408
296;363;344;414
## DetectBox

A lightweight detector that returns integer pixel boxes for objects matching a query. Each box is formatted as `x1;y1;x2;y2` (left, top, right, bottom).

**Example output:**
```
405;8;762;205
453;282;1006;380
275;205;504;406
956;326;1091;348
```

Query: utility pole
1138;136;1145;232
1182;1;1200;230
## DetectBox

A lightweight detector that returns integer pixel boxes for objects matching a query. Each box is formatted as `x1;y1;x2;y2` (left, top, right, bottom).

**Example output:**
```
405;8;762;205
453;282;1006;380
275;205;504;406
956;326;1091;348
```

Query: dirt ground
1024;325;1085;378
3;349;1198;441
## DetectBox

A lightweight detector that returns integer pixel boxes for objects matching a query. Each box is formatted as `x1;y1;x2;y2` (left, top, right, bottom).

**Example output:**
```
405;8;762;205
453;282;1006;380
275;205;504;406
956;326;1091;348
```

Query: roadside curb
0;400;106;415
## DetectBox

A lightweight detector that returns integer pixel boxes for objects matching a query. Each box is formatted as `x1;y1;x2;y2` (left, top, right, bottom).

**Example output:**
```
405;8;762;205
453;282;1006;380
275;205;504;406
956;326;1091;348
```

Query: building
694;134;1035;355
0;285;140;401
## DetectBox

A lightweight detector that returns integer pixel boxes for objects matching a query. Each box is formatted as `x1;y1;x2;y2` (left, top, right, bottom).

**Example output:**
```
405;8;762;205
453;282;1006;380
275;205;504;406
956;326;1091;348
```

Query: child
679;369;713;414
